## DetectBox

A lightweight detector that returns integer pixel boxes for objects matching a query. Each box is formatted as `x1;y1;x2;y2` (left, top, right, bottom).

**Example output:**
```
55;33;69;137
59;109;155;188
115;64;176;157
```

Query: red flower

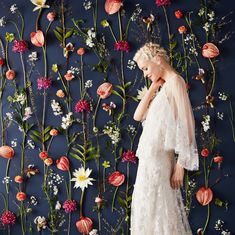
122;150;137;164
0;211;16;225
0;146;14;159
155;0;171;7
44;158;53;166
62;199;77;213
114;41;130;52
108;171;125;186
56;156;70;171
202;42;220;58
47;12;56;22
97;82;113;99
16;192;27;201
39;151;48;160
175;10;183;19
77;48;85;56
6;69;16;80
64;71;74;81
14;175;23;183
105;0;122;15
12;40;28;53
75;100;91;113
76;216;93;234
0;58;5;67
30;30;45;47
196;187;213;206
178;25;187;34
37;77;52;90
201;148;209;157
213;155;224;163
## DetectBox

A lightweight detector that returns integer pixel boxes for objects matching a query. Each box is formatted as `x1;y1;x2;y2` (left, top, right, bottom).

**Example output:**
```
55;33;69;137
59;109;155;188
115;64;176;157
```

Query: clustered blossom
61;112;73;129
28;51;38;62
23;107;33;121
201;115;210;132
130;4;142;21
27;139;35;149
37;77;52;90
51;100;63;116
122;150;137;164
34;216;47;232
127;60;136;70
62;199;77;213
70;66;80;75
30;196;38;206
75;100;91;113
214;219;231;235
83;0;92;10
9;92;27;105
218;92;228;101
85;80;93;89
0;211;16;225
47;169;64;196
2;176;12;184
86;28;96;48
10;4;18;14
12;40;28;53
127;125;137;136
114;41;130;53
103;122;121;144
155;0;171;7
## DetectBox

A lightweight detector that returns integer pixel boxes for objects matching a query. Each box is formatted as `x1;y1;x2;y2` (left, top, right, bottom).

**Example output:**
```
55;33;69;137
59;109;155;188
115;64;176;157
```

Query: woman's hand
170;163;184;190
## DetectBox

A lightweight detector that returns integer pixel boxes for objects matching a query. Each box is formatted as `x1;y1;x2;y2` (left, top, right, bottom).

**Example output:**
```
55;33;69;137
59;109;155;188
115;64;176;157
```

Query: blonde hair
133;42;169;63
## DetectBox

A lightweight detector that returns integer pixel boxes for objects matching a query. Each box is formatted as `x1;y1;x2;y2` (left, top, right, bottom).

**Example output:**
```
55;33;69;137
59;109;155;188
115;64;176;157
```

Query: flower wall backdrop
0;0;235;234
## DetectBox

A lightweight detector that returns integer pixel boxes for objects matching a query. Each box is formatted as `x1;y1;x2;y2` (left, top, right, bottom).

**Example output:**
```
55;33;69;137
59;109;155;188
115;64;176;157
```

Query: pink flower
62;199;77;213
47;12;56;22
114;41;130;52
121;150;137;164
6;69;16;80
155;0;171;7
75;100;91;113
0;211;16;225
30;30;45;47
76;216;93;234
202;42;220;58
97;82;113;99
105;0;122;15
56;156;70;171
12;40;28;53
37;77;52;90
108;171;125;186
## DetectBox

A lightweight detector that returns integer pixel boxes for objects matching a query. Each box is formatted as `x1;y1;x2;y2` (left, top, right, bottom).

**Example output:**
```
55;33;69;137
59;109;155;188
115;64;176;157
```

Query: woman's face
136;58;162;82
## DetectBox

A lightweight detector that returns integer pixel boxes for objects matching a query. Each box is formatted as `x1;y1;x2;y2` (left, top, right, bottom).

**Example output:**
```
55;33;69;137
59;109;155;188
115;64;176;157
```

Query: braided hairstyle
133;42;169;63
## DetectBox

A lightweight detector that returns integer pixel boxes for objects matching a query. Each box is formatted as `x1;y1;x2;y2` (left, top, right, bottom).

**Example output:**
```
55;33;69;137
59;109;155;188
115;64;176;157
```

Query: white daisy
71;167;95;191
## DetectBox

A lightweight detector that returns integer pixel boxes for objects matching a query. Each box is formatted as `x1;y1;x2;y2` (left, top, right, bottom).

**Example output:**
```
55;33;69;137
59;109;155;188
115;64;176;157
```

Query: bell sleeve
164;76;199;171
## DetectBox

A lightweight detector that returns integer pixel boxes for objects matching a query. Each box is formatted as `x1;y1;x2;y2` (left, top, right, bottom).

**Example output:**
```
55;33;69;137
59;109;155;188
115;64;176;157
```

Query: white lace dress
130;75;199;235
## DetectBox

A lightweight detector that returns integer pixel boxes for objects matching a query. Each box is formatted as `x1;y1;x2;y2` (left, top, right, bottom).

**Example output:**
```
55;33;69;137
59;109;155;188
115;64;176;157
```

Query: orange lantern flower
30;30;45;47
76;216;93;234
0;146;14;159
178;26;187;34
56;156;70;171
6;69;16;80
97;82;113;99
196;187;213;206
14;175;23;183
202;42;219;58
108;171;125;186
16;192;27;201
105;0;122;15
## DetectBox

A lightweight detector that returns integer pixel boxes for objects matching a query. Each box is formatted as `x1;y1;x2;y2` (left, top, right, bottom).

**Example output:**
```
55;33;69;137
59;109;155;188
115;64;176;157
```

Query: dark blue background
0;0;235;234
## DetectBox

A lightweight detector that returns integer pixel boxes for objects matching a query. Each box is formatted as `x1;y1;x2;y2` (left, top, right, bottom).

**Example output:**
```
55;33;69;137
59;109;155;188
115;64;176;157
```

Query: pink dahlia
122;150;137;164
37;77;52;90
62;199;77;213
0;211;16;225
114;41;130;52
155;0;171;7
12;40;28;53
75;100;91;113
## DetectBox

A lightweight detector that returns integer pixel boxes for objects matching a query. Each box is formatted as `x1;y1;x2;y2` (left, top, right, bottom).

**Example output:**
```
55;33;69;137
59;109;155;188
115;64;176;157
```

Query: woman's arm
133;81;160;121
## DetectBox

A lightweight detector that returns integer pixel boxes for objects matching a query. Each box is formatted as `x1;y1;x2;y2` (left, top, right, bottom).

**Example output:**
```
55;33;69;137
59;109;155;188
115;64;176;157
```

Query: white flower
61;112;73;129
198;8;205;17
6;112;13;120
0;17;6;27
51;99;63;116
218;92;228;101
28;52;38;62
137;86;148;100
127;60;136;70
55;201;61;210
85;80;93;89
30;0;50;12
10;4;18;14
30;196;38;206
89;229;98;235
53;185;58;195
27;139;35;149
203;22;210;32
83;0;92;10
2;176;12;184
217;112;224;120
87;28;96;38
103;122;120;144
201;115;210;132
11;139;17;148
208;11;215;21
86;37;95;48
71;167;95;191
34;216;47;232
131;4;142;21
23;107;33;121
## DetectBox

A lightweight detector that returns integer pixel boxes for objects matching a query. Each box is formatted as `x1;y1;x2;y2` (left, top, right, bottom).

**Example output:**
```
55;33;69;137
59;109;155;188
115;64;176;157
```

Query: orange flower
213;155;223;163
108;171;125;186
16;192;27;201
196;187;213;206
6;69;16;80
97;82;112;99
105;0;122;15
47;12;56;22
30;30;45;47
14;175;23;183
64;71;74;81
0;146;14;159
76;216;93;234
44;157;53;166
50;129;59;136
56;89;65;98
39;151;48;160
56;156;70;171
175;10;183;19
178;26;187;34
202;42;220;58
77;48;85;56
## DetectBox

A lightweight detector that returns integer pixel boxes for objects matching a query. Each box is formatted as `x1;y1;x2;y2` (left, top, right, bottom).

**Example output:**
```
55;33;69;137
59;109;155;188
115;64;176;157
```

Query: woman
130;42;199;234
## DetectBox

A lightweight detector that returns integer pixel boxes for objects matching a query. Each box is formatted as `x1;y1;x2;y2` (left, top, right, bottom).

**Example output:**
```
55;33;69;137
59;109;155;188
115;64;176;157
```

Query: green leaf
170;33;175;40
124;82;132;89
170;41;177;50
126;95;138;102
117;196;128;208
43;133;51;142
112;90;123;99
56;26;63;34
31;130;42;138
71;147;84;158
70;153;84;162
29;134;41;143
65;30;74;39
116;85;125;95
53;30;63;42
44;126;52;135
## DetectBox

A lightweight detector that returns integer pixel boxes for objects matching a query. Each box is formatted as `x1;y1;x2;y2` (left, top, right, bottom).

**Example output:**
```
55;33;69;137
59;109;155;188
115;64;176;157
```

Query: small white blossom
6;112;13;120
127;60;136;70
86;37;95;48
198;8;205;17
10;4;18;14
217;112;224;120
131;4;142;21
34;216;47;232
11;139;17;148
70;66;80;75
201;115;210;132
208;11;215;21
28;52;38;62
23;107;33;121
103;122;121;145
203;22;210;32
0;17;6;27
218;92;228;101
55;201;61;210
87;28;96;38
127;124;136;136
51;99;63;116
2;176;12;184
61;112;73;129
83;0;92;10
85;80;93;89
89;229;99;235
30;196;38;206
27;139;35;149
18;126;24;132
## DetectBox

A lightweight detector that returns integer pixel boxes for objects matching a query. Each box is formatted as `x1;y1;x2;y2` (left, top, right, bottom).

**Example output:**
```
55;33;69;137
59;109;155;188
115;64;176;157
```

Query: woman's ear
152;54;161;65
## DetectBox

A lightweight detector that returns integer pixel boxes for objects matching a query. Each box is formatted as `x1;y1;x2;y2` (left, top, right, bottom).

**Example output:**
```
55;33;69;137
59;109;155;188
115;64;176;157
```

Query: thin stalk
18;12;25;40
9;20;20;38
111;186;119;212
93;97;101;131
108;25;117;42
80;190;85;217
21;133;26;175
208;58;216;96
5;41;10;70
36;8;42;31
181;33;188;84
202;204;210;234
5;159;11;210
118;11;123;41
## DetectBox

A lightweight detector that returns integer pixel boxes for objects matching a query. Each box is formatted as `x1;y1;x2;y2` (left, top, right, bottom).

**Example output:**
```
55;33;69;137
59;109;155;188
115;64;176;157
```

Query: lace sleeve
164;76;199;171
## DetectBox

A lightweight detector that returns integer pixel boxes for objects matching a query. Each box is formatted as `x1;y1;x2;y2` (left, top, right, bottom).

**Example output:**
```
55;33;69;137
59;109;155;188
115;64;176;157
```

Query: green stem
108;25;117;42
93;97;101;131
118;11;123;41
202;204;210;234
80;55;84;98
36;8;42;31
111;186;119;212
42;90;47;151
5;159;11;210
20;52;27;105
18;12;25;40
181;33;188;84
68;171;72;200
208;58;216;96
103;168;106;192
9;20;21;38
5;41;10;70
21;133;26;175
80;190;85;217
